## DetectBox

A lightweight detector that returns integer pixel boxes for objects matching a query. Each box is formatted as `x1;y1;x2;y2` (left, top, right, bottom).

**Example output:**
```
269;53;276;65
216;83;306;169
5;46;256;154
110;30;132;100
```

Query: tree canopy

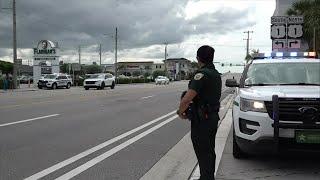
287;0;320;52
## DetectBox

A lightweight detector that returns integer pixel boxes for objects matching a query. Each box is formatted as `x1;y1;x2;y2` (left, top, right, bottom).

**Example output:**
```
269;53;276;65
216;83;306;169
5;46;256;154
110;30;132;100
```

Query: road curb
140;94;235;180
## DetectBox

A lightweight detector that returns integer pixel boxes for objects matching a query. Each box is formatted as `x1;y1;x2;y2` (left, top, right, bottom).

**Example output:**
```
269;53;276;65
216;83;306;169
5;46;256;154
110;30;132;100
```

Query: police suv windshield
245;62;320;86
44;75;57;79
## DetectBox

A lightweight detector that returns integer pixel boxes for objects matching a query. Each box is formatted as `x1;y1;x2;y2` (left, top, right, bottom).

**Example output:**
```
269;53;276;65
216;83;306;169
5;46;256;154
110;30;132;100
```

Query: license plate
295;130;320;144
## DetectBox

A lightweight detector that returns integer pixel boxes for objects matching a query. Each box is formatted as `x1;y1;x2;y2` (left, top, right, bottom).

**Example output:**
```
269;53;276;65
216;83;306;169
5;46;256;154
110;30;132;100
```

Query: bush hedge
0;79;3;89
117;78;152;84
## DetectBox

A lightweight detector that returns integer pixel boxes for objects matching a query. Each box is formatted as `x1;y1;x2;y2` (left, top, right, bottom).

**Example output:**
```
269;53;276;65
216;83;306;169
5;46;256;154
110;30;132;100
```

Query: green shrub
117;78;131;84
0;79;3;89
117;78;152;84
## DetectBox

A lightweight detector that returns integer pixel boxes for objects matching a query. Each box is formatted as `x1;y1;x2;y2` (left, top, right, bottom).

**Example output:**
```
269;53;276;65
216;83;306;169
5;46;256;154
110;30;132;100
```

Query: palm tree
245;49;260;62
287;0;320;53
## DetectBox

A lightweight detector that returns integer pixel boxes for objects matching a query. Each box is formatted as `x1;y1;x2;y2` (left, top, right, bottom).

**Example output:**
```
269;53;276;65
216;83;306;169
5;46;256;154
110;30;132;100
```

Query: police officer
177;45;221;180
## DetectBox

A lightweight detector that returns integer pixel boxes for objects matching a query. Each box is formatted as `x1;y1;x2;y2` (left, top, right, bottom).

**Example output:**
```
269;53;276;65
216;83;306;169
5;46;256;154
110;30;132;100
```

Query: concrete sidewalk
0;84;37;93
140;94;234;180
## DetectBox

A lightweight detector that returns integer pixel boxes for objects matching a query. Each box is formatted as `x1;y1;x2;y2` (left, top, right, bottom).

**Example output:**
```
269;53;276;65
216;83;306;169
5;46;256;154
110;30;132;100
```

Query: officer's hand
178;110;188;120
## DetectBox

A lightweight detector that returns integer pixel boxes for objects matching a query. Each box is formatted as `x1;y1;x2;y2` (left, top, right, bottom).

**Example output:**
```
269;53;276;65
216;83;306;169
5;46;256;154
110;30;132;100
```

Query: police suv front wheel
233;130;247;159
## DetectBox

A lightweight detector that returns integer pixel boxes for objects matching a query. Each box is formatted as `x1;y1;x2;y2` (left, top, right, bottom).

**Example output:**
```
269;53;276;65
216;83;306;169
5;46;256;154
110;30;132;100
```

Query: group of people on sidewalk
1;73;13;91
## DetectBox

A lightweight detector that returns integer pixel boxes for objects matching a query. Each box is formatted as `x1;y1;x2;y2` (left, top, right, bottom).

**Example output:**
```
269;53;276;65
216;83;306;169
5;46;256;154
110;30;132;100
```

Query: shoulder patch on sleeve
194;73;204;80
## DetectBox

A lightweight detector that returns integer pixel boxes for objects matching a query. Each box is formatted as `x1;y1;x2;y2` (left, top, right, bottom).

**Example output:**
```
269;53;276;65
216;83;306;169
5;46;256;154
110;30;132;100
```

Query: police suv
38;73;72;89
226;52;320;158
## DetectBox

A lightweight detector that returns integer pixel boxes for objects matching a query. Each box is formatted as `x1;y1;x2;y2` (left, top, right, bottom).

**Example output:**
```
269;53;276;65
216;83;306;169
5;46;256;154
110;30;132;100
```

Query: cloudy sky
0;0;275;65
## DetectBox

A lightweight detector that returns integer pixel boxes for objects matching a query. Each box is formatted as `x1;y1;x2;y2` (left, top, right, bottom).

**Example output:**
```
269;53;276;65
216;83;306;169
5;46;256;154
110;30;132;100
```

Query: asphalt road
216;128;320;180
0;73;238;180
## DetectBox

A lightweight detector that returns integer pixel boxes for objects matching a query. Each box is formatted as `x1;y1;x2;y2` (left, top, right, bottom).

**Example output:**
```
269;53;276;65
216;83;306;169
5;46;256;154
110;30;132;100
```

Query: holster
197;104;220;120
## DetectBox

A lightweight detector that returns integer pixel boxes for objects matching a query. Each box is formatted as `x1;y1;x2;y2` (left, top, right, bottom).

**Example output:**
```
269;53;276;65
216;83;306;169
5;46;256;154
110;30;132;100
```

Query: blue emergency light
253;51;317;59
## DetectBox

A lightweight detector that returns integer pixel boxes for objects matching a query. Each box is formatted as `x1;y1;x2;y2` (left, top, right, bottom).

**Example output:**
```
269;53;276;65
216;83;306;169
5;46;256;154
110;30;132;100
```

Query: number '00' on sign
288;25;303;38
271;25;286;39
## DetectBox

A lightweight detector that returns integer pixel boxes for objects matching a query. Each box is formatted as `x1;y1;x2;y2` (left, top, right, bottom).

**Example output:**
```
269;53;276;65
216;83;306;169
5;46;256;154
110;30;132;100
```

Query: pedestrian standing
177;45;221;180
3;73;9;91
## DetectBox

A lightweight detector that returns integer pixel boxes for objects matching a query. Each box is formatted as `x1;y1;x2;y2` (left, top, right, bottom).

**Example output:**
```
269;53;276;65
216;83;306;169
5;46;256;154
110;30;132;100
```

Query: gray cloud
0;0;255;60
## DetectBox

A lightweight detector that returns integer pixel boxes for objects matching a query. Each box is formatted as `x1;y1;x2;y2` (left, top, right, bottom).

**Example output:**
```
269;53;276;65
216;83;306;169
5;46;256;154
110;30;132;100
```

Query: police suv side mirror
225;79;239;87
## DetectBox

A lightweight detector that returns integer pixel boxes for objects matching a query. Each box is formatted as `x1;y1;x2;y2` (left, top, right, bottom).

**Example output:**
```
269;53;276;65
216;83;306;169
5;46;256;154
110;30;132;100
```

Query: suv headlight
240;98;267;113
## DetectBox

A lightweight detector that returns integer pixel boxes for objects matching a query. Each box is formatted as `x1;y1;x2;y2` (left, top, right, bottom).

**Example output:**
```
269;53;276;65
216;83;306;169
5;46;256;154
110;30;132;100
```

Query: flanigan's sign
34;48;56;54
34;40;57;55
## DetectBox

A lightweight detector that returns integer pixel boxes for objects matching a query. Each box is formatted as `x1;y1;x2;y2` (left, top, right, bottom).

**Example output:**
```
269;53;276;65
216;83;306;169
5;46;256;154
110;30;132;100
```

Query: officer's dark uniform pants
191;113;219;180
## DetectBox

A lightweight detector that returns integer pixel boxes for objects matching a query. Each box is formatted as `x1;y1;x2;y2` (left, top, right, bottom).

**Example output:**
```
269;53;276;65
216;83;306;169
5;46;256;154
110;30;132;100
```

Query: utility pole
78;45;81;65
164;42;168;61
115;27;118;83
243;31;254;57
164;42;168;76
12;0;18;89
99;44;102;66
313;27;316;52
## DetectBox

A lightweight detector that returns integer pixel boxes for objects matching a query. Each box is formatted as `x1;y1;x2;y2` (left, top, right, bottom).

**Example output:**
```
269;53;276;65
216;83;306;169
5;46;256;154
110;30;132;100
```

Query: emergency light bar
254;52;317;59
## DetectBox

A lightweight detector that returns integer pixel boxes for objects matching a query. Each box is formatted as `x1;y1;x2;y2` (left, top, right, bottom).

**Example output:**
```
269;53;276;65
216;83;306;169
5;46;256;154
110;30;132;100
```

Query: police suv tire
85;87;89;90
38;86;42;89
233;129;247;159
52;83;57;90
111;82;115;89
101;82;105;90
66;83;71;89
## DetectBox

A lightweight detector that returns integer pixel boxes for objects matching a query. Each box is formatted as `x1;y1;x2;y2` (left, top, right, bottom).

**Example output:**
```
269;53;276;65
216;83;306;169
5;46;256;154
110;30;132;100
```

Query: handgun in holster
198;104;220;120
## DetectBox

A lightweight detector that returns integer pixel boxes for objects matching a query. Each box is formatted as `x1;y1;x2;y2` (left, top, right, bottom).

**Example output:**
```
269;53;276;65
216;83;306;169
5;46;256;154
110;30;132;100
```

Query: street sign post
72;63;81;71
271;16;304;51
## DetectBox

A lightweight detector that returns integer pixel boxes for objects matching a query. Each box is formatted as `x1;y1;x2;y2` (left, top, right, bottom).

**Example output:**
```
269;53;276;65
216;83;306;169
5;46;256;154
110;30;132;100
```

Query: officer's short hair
197;45;215;64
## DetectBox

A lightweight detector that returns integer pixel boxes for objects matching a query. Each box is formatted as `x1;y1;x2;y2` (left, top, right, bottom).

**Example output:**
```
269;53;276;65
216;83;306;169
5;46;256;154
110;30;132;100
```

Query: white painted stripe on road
0;114;60;128
141;95;154;99
24;110;176;180
55;115;178;180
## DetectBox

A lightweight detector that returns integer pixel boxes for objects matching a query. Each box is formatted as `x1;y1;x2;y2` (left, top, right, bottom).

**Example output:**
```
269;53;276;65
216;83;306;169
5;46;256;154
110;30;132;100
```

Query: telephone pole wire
243;31;254;57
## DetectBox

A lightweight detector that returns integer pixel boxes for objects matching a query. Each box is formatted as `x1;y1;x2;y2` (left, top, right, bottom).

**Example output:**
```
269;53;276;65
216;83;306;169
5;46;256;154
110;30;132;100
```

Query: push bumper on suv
84;81;101;88
234;96;320;154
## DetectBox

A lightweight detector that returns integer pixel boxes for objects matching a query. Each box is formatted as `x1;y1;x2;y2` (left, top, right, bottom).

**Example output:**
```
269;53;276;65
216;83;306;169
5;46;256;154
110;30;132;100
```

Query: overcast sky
0;0;275;64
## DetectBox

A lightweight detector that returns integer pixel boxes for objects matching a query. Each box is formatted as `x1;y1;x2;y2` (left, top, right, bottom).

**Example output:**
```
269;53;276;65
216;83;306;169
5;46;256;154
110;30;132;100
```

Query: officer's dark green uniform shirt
189;63;222;107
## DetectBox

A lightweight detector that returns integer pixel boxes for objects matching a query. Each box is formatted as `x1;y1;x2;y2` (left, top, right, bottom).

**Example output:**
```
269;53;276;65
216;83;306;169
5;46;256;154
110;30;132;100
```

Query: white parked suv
38;73;72;89
155;76;169;85
84;73;115;90
226;52;320;158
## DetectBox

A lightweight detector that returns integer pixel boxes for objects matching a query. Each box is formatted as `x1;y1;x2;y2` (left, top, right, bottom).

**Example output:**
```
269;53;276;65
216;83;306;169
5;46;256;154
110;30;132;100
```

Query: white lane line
141;95;154;99
55;115;178;180
0;114;60;128
24;110;176;180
